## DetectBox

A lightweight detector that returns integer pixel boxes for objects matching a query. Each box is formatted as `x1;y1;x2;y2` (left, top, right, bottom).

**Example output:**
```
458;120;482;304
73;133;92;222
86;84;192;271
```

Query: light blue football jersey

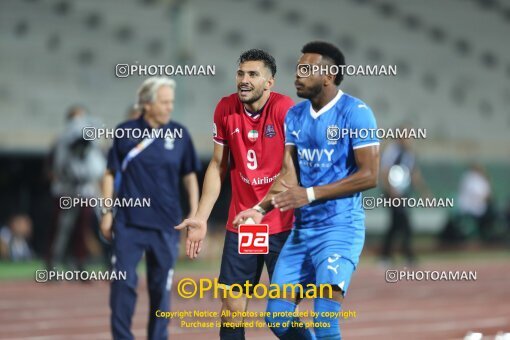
285;90;379;229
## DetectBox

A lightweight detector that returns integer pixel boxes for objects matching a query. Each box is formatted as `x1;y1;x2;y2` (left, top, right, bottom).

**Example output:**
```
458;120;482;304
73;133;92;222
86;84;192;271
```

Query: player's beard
296;82;322;99
238;87;264;104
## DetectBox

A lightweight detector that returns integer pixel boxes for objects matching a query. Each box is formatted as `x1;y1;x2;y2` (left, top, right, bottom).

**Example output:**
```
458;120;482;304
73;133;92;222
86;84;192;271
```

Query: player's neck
143;113;163;129
244;91;270;113
310;88;338;112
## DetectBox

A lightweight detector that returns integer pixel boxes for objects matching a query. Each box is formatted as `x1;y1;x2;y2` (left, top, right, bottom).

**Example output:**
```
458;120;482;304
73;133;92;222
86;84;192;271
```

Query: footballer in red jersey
212;91;294;235
175;49;293;340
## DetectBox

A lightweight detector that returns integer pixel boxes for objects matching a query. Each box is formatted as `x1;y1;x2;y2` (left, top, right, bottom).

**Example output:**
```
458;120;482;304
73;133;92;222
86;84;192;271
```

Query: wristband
252;204;267;216
306;187;316;203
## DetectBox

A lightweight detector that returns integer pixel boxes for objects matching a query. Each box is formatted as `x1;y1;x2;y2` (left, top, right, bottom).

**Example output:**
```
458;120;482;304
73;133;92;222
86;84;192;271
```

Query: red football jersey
213;92;294;234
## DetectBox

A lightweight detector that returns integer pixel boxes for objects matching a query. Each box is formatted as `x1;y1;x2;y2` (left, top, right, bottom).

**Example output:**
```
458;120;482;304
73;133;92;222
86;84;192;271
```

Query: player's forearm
183;173;199;216
194;160;225;221
258;146;298;213
101;171;115;200
258;172;290;212
314;168;378;201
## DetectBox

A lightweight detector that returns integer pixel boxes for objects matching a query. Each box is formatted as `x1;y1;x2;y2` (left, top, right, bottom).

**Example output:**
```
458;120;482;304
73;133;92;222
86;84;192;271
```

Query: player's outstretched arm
182;172;199;218
273;145;380;211
232;145;298;227
175;142;229;259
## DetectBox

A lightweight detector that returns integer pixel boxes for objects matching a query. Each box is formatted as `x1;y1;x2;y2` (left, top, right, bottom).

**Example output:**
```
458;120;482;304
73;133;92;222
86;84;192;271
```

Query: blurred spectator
46;105;106;270
440;164;495;244
379;130;430;266
456;164;494;240
0;214;33;262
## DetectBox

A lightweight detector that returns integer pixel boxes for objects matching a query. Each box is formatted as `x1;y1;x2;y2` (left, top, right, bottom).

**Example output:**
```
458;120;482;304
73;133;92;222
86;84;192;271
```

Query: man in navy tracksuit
100;77;200;340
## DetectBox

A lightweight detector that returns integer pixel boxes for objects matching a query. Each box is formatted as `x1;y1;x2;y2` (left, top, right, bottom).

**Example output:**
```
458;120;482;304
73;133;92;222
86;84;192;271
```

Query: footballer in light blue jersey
286;90;378;227
283;89;378;265
234;41;380;340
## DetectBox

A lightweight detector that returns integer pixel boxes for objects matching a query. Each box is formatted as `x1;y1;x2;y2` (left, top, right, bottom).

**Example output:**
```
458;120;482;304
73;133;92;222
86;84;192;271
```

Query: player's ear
324;74;335;86
265;76;274;90
143;102;152;114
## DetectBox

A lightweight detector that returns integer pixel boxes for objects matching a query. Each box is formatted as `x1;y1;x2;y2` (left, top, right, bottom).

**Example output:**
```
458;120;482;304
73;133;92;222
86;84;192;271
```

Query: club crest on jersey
248;129;259;142
327;125;340;145
264;124;276;138
164;137;175;150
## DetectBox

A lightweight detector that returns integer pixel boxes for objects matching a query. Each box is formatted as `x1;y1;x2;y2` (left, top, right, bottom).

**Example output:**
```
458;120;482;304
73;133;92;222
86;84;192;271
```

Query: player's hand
272;180;308;211
100;212;113;242
175;217;207;259
232;209;264;228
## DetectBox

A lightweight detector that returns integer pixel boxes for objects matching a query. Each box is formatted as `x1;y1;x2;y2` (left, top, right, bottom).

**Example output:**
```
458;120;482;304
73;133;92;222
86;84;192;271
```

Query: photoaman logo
238;224;269;254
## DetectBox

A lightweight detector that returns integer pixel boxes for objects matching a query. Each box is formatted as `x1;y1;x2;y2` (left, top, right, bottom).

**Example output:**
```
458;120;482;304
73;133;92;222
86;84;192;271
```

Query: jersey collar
244;106;262;119
243;94;270;120
309;89;343;119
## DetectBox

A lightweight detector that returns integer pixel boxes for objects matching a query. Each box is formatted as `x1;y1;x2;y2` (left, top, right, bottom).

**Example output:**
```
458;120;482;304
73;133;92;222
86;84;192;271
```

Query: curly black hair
302;41;345;85
238;49;277;77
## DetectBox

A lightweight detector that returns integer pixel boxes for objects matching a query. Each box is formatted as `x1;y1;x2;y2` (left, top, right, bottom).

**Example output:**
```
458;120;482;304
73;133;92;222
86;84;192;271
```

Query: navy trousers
110;221;179;340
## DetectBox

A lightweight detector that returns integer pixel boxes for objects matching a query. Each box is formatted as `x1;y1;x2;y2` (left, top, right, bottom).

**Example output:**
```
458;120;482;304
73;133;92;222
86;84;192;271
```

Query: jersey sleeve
213;98;228;145
349;102;380;149
284;109;297;145
106;130;121;172
180;130;202;176
276;95;295;128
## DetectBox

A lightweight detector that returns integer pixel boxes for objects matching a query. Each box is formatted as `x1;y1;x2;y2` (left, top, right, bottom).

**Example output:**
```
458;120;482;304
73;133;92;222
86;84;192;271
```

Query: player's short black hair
238;49;277;77
301;41;345;85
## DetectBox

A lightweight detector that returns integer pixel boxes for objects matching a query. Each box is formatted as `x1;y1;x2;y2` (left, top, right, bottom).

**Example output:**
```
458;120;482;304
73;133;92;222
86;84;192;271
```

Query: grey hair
136;77;176;111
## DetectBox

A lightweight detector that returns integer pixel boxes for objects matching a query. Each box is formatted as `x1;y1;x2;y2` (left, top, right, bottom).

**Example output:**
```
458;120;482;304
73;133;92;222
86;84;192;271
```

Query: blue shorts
271;224;365;296
219;230;290;293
